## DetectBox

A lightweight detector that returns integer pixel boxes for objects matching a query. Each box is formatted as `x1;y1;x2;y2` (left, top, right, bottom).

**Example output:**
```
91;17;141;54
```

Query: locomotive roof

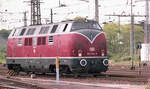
9;20;102;38
15;20;97;28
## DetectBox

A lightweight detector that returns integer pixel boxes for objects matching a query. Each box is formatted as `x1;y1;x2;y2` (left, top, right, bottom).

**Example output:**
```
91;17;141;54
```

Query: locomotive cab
67;20;108;73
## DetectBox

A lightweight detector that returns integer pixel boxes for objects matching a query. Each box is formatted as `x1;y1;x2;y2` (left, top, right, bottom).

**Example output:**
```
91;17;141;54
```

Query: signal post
56;56;59;84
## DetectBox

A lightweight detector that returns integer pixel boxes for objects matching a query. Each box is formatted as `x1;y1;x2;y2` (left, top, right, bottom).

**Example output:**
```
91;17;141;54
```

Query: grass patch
108;54;146;66
0;58;6;64
109;53;140;63
0;52;6;64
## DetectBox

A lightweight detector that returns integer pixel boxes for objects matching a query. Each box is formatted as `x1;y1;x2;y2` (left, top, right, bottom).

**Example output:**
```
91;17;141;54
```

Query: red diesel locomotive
6;20;108;75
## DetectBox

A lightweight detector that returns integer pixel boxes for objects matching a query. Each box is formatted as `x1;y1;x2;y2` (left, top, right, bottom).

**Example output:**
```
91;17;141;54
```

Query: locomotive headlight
103;59;109;66
78;50;82;57
78;44;82;57
101;50;105;56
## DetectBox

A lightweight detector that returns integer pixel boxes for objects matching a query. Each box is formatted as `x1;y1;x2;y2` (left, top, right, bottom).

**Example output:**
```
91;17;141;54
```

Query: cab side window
48;36;53;45
63;24;68;32
20;28;26;36
51;25;58;33
26;28;36;35
18;38;22;46
24;38;32;46
12;29;16;37
39;26;49;34
37;37;46;45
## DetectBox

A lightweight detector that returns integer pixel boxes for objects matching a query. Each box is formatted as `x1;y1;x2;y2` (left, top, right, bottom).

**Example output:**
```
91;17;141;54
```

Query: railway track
107;64;150;77
0;75;46;89
0;64;149;88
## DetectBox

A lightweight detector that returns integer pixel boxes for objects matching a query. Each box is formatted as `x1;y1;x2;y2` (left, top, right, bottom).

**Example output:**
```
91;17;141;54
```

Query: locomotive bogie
6;57;108;74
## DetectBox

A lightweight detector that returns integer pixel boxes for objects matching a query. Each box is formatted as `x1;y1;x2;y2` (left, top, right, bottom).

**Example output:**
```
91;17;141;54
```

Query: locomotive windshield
71;20;103;31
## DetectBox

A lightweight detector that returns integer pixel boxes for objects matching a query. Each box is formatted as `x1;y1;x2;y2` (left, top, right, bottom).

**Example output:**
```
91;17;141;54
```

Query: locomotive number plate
89;47;95;52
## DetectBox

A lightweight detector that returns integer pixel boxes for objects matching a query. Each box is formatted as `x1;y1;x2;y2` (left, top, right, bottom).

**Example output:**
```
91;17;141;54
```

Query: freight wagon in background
6;19;109;76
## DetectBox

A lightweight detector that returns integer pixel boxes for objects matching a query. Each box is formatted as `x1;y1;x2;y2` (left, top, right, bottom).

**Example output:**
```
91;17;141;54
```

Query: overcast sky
0;0;147;29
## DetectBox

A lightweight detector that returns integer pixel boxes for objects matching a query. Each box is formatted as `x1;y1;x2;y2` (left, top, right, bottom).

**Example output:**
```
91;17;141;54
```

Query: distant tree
0;29;11;53
103;22;144;61
0;29;11;39
103;23;119;54
73;16;86;21
65;18;72;21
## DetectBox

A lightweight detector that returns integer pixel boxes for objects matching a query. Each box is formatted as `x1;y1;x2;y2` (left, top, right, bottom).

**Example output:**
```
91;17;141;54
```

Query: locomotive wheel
93;73;101;77
74;74;80;78
14;68;20;75
63;66;71;74
59;72;63;77
42;73;46;75
13;66;21;75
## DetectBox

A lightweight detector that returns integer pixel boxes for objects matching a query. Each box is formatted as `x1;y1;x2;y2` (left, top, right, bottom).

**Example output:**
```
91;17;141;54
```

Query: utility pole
145;0;149;43
95;0;99;23
59;0;61;7
118;16;121;34
130;0;135;69
50;9;53;23
23;11;27;26
135;0;150;43
24;0;43;25
31;0;41;25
